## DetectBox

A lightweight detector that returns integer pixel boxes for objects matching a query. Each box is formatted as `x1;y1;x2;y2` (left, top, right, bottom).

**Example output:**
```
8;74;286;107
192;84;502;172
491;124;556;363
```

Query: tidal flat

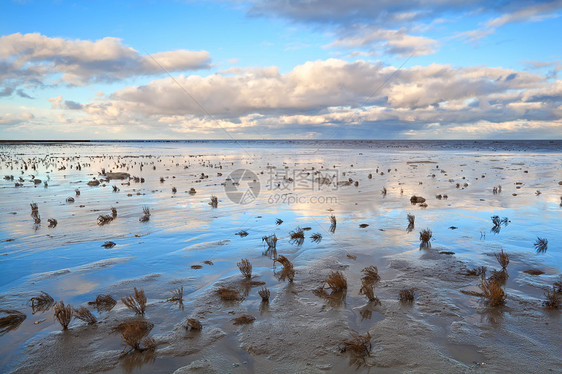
0;140;560;373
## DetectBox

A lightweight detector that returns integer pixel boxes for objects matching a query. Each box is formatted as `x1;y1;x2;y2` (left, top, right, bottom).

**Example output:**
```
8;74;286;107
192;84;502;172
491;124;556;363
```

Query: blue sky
1;0;561;139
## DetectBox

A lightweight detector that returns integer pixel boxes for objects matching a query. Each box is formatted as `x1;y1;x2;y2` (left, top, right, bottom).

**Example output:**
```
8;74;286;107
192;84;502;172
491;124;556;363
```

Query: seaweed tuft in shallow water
325;271;347;292
340;331;372;357
534;237;548;254
167;286;183;303
274;255;295;282
216;287;242;301
122;288;147;315
184;318;202;331
73;306;97;324
258;287;270;303
117;320;155;353
399;288;415;303
0;310;26;335
237;258;252;279
419;229;432;247
54;301;73;330
232;314;255;325
479;277;506;307
495;249;509;270
543;286;560;309
88;294;117;312
30;291;55;313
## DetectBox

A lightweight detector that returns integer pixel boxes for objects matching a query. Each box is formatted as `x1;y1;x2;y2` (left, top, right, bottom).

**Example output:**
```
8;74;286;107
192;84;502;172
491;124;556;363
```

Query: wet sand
0;140;560;373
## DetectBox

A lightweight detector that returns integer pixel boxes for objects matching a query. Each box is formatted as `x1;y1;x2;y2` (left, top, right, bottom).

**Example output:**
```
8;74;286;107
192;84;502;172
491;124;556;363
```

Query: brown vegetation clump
479;277;506;307
399;289;415;303
464;266;487;277
117;320;155;353
275;218;283;225
543;286;560;309
274;255;295;282
330;215;337;233
235;230;248;237
407;214;415;232
325;271;347;292
209;196;218;208
289;227;305;246
359;280;380;304
111;207;117;218
184;318;202;331
232;314;255;325
216;287;243;301
97;214;114;225
410;195;426;204
419;229;432;247
54;301;73;330
139;206;150;222
534;237;548;254
203;260;214;265
489;269;509;283
237;258;252;279
167;286;183;303
311;233;322;243
30;291;54;313
47;218;57;228
88;294;117;312
495;249;509;270
0;310;26;335
262;234;278;250
258;287;270;303
361;266;381;284
523;269;545;275
122;288;147;315
73;306;97;324
340;331;372;357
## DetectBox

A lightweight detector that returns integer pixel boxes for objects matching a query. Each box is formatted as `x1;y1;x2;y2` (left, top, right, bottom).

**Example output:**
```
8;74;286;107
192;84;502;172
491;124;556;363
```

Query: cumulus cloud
55;58;559;138
0;33;211;94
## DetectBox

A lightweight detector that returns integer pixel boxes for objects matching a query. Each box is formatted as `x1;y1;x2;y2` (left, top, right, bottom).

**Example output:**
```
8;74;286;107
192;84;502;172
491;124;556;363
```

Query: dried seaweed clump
209;196;218;208
97;214;114;225
30;291;54;313
184;318;202;331
490;215;509;233
340;331;372;357
139;206;150;222
117;320;155;353
111;207;118;218
0;310;26;335
324;271;347;292
237;258;252;279
419;229;432;247
122;287;147;315
410;195;426;204
361;266;380;284
289;227;305;246
275;218;283;225
216;287;243;301
235;230;248;237
464;266;487;277
258;287;270;303
232;314;255;325
407;214;415;232
534;237;548;254
543;286;560;309
262;234;278;250
399;289;415;303
47;218;58;228
310;233;322;243
479;277;506;307
88;294;117;312
167;286;183;303
54;301;73;329
30;202;40;224
73;306;97;324
274;255;295;282
330;215;337;233
495;249;509;270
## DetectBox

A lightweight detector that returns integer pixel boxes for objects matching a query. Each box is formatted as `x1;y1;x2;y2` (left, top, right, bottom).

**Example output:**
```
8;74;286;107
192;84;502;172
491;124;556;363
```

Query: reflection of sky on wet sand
0;141;561;371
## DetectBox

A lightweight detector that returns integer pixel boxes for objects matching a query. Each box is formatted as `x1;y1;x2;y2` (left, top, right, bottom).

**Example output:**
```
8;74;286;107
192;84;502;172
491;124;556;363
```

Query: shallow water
0;141;560;373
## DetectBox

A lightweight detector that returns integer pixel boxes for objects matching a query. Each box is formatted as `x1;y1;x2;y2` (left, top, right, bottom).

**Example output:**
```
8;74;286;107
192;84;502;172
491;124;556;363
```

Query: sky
0;0;561;140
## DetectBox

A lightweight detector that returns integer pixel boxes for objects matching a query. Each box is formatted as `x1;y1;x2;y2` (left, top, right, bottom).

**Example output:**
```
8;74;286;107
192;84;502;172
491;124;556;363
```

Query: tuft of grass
330;215;337;233
359;280;380;304
122;287;147;315
399;289;415;303
340;331;372;357
361;266;380;284
289;227;305;246
30;203;38;214
262;234;278;250
30;291;54;314
237;258;252;279
419;229;432;247
184;318;202;331
216;287;242;301
495;249;509;270
167;286;183;303
139;206;150;222
97;214;114;225
232;314;255;325
73;306;97;324
310;233;322;243
258;287;270;303
479;277;506;307
117;320;155;353
465;266;487;277
543;286;560;309
0;310;26;335
534;237;548;254
88;294;116;312
209;196;218;208
489;269;509;283
235;230;248;237
325;271;347;292
47;218;57;228
274;255;295;282
54;301;73;330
